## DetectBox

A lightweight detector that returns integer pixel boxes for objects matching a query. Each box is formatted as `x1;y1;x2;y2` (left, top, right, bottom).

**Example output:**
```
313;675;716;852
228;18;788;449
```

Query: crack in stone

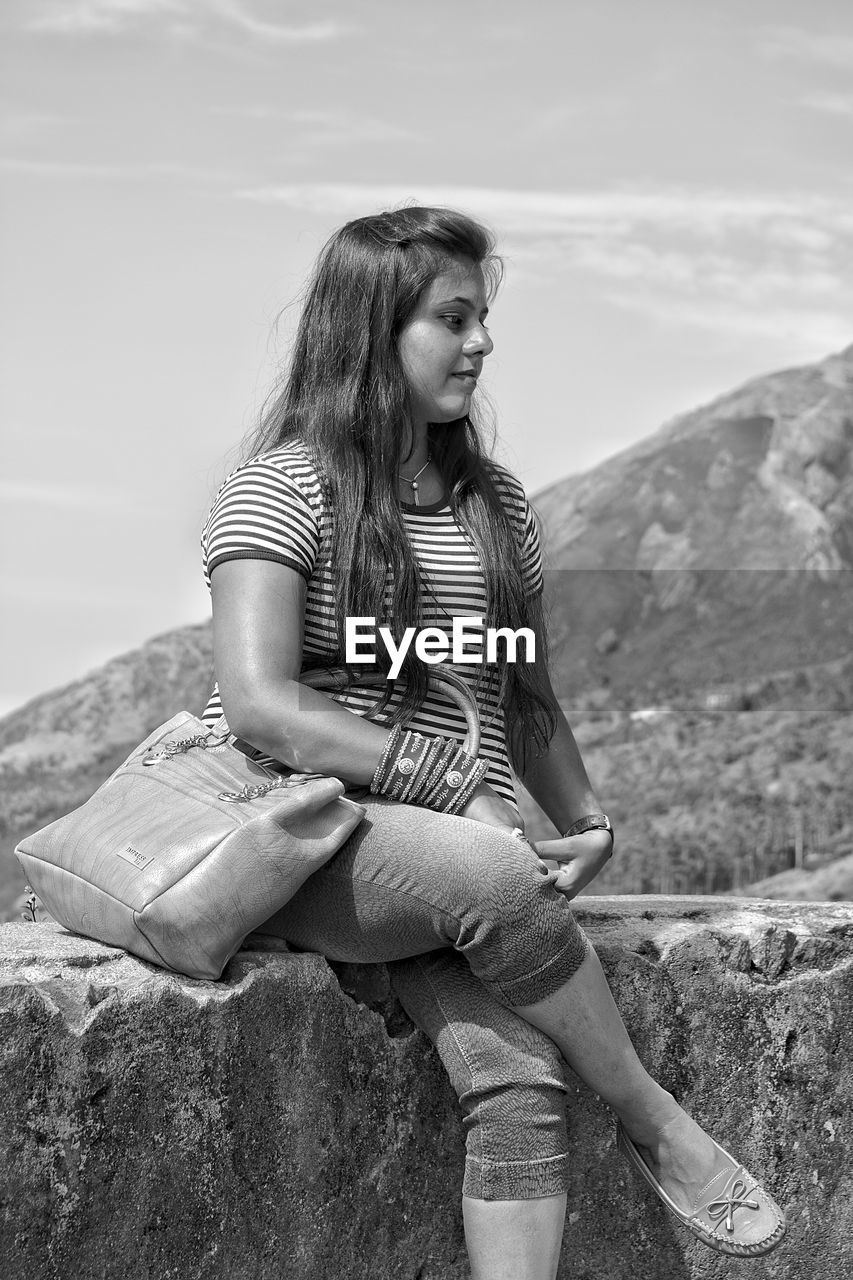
327;960;416;1040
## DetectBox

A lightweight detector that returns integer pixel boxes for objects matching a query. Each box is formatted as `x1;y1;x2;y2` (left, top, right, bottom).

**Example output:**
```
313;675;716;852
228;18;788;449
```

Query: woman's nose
464;324;494;357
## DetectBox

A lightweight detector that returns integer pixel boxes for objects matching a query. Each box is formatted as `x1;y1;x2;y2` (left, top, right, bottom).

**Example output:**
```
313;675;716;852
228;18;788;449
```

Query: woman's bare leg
463;1194;566;1280
514;946;724;1213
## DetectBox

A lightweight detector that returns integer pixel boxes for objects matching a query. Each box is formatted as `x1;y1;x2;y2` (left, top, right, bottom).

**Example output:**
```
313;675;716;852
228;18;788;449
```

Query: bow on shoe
707;1178;761;1233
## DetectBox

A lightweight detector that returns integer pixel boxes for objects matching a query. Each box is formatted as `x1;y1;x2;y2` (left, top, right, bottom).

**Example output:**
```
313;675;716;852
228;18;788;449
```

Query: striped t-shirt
200;439;543;809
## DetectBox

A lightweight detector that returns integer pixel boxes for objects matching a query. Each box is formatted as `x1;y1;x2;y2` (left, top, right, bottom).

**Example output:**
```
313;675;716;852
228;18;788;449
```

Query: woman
201;207;785;1277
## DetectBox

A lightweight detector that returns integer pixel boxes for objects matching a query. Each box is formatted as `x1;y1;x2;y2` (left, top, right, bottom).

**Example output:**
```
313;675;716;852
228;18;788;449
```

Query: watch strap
563;812;614;850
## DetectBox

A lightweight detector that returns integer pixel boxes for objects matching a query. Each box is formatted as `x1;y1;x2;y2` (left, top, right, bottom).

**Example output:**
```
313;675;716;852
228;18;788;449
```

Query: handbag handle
299;665;481;757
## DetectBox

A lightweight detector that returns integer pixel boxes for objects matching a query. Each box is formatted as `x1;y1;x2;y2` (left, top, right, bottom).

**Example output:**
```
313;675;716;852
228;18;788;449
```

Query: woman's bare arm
517;645;614;897
211;559;390;783
517;657;603;834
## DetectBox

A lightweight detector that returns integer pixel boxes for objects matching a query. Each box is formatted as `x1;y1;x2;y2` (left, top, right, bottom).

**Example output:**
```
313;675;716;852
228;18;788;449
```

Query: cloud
2;575;134;604
24;0;346;43
209;106;416;144
760;26;853;70
566;240;841;300
283;110;416;145
0;109;69;136
0;480;143;510
26;0;186;33
801;91;853;118
232;181;853;340
209;103;280;120
0;155;236;181
212;1;343;44
607;293;853;351
233;181;853;239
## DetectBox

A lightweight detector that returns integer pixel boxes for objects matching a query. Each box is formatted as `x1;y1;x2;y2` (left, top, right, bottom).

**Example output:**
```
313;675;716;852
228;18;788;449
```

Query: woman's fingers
534;833;613;899
551;864;580;896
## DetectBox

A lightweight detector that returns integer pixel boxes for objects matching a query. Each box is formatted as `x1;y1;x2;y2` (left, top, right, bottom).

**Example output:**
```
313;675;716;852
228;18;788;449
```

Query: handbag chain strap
217;775;315;804
142;730;228;767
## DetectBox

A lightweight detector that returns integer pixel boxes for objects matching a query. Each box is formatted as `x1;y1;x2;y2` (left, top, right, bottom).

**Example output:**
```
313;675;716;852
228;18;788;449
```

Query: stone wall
1;897;852;1280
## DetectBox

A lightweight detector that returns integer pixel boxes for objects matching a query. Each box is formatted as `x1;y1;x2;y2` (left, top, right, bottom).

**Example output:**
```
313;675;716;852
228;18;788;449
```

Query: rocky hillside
536;343;853;699
0;625;213;919
2;346;851;917
518;652;853;898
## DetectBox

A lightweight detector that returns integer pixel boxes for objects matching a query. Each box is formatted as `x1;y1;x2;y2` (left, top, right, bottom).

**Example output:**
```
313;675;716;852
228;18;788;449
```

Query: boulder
1;897;852;1280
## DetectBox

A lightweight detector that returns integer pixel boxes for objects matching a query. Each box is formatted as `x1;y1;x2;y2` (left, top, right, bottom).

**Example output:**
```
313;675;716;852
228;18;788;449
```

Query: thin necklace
398;454;430;507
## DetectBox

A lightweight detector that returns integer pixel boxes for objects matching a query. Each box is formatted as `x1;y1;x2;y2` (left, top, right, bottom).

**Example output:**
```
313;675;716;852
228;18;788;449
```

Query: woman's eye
442;314;464;328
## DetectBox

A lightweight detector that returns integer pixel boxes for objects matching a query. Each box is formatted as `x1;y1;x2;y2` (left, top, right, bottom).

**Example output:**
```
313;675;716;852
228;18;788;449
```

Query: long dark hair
245;206;555;770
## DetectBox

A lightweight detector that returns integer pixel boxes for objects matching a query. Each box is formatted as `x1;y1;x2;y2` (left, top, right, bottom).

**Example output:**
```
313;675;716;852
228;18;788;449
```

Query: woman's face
397;260;494;431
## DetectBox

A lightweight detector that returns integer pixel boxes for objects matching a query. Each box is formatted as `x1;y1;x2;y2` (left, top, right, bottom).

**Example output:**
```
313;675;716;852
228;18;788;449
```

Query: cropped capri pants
260;795;591;1201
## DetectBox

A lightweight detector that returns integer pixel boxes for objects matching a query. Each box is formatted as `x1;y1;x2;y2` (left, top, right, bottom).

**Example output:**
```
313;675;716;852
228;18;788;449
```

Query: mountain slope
535;344;853;699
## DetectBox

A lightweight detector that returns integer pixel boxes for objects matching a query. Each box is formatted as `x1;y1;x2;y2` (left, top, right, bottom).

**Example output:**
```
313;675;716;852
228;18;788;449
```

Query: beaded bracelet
422;745;489;815
443;751;489;815
418;742;478;813
371;725;400;792
372;726;424;799
398;733;442;804
370;725;489;815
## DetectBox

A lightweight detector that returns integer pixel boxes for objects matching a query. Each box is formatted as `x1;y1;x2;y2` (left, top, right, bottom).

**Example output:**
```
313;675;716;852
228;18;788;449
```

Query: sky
1;0;852;715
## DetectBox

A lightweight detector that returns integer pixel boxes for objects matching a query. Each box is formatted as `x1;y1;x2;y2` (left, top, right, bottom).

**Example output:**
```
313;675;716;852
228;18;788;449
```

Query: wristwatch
563;813;614;852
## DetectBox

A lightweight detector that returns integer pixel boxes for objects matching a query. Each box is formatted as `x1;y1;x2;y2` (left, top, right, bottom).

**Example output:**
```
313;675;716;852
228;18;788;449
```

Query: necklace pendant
398;452;430;508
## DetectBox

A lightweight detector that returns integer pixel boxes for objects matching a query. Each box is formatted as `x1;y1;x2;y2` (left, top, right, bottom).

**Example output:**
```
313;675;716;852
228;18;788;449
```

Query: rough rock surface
2;897;851;1280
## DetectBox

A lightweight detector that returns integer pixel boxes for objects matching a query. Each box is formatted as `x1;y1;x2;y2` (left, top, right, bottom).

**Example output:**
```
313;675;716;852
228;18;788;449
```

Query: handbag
15;666;481;981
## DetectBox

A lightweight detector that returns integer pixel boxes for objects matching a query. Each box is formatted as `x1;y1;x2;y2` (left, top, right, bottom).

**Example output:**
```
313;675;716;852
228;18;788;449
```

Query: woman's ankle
615;1086;682;1146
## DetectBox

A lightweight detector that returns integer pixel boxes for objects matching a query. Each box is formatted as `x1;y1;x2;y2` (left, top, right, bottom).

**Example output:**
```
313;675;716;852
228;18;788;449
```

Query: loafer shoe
617;1120;786;1257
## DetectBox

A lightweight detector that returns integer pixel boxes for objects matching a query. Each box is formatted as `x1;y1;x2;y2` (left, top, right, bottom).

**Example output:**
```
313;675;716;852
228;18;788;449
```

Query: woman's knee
354;802;548;925
431;822;550;920
447;827;585;970
334;805;590;995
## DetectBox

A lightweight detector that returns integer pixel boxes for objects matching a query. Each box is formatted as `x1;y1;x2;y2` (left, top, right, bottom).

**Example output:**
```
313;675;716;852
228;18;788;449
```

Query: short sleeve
488;464;545;600
520;497;545;599
201;454;321;586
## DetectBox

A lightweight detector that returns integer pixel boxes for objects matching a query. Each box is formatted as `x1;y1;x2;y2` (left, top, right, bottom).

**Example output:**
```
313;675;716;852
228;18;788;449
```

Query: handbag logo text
116;844;154;870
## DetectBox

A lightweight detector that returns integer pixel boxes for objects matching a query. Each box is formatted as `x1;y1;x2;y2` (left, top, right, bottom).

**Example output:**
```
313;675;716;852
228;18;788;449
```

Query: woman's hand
533;831;613;900
459;782;522;833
